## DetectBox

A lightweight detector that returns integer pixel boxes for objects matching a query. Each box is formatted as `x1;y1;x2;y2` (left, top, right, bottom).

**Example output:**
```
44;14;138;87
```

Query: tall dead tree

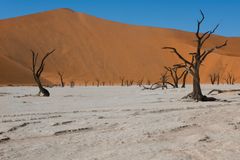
163;11;227;101
31;49;55;96
57;72;64;87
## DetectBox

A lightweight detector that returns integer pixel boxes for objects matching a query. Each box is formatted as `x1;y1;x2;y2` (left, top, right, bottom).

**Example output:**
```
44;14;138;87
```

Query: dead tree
137;78;144;87
225;73;236;85
209;73;220;85
161;70;175;88
109;81;113;86
84;80;89;86
102;81;105;86
147;80;151;85
163;11;227;101
181;71;189;88
57;72;64;87
31;49;55;96
70;81;75;88
120;77;125;86
125;80;129;86
164;64;187;88
142;82;163;90
129;80;134;86
208;89;240;95
142;71;173;90
96;79;100;87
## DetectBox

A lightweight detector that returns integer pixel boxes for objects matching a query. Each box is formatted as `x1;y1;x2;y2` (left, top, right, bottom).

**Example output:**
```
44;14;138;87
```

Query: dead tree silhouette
84;80;89;86
129;80;134;86
142;71;174;90
120;77;125;86
146;80;151;85
209;73;220;85
31;49;55;96
57;72;64;87
125;80;129;86
181;70;189;88
163;10;227;101
102;81;105;86
137;78;144;87
164;64;187;88
70;81;75;87
225;73;236;85
95;79;100;87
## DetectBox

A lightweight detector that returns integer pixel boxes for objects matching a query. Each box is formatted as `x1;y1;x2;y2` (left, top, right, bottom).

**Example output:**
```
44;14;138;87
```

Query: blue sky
0;0;239;37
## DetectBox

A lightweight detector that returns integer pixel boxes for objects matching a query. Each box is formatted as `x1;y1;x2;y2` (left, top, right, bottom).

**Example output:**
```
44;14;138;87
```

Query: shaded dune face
0;8;239;85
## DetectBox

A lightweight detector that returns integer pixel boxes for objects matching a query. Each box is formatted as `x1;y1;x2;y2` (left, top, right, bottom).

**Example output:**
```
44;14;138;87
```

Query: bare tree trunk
70;81;75;88
120;77;125;86
181;71;188;88
192;67;203;100
217;74;220;85
58;72;64;87
31;49;55;97
84;80;88;86
34;74;50;96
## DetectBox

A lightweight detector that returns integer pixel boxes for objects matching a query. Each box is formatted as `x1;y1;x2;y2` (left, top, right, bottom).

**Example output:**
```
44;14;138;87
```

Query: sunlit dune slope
0;8;239;85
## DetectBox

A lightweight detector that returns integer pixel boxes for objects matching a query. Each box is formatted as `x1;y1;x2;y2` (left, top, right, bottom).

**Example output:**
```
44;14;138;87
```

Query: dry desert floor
1;85;240;160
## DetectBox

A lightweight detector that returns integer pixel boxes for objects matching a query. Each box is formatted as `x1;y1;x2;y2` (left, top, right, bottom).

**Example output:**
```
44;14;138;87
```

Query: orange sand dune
0;8;240;85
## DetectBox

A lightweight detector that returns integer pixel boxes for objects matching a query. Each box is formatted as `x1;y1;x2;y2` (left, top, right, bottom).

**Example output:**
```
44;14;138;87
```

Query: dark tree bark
181;71;188;88
208;89;240;95
217;74;220;85
58;72;64;87
163;11;227;101
31;49;55;96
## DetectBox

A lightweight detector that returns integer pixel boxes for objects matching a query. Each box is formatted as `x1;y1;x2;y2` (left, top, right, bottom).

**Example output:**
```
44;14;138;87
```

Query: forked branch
200;40;228;64
31;49;55;96
162;47;192;65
